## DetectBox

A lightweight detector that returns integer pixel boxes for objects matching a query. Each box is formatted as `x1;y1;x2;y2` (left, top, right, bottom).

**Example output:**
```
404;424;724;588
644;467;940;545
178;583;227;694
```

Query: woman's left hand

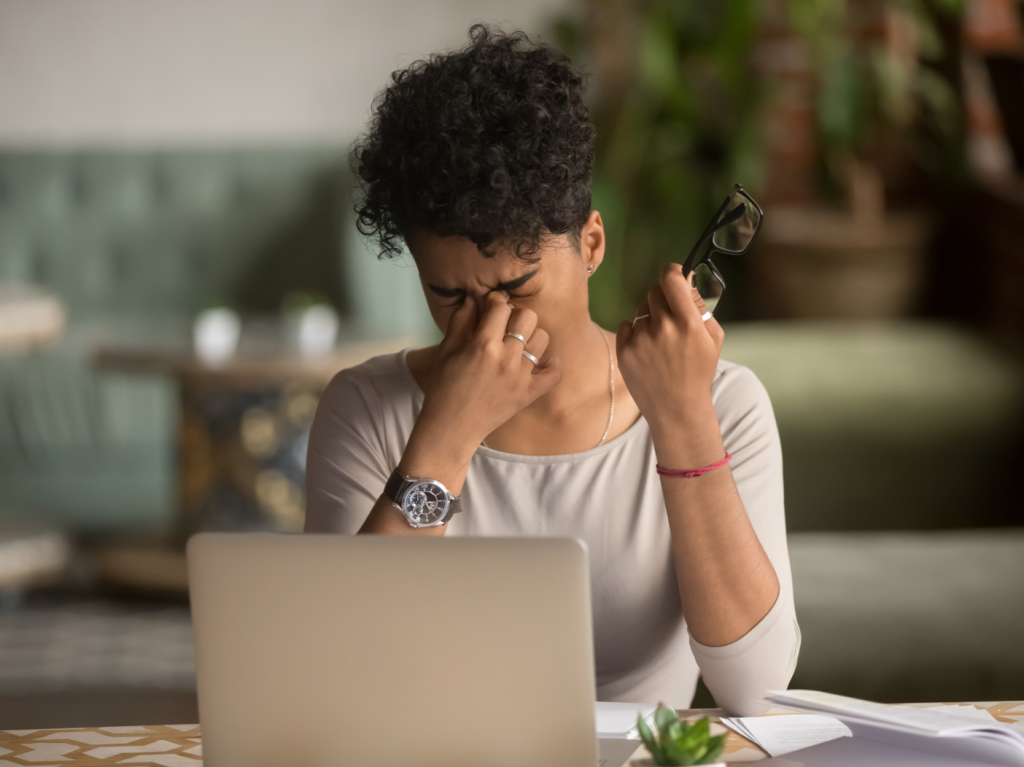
617;263;724;441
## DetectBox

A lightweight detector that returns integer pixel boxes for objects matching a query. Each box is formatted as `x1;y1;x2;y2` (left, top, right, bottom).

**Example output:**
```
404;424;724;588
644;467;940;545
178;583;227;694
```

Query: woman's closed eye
441;289;536;307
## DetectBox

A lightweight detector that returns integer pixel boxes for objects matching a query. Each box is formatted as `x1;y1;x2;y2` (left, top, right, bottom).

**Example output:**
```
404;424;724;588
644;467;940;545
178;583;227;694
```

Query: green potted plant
755;0;964;319
634;704;727;766
551;1;765;327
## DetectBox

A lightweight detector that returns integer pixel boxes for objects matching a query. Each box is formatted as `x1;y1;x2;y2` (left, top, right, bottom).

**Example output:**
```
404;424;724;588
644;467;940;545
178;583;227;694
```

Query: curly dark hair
352;24;596;262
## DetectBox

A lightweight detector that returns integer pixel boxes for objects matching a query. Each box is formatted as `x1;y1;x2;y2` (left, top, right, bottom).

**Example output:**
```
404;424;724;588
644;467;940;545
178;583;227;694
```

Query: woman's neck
530;316;611;417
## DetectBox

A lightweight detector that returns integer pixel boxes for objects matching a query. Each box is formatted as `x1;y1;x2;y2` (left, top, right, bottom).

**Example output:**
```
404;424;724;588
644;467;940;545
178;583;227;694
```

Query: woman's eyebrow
494;269;539;292
427;268;540;298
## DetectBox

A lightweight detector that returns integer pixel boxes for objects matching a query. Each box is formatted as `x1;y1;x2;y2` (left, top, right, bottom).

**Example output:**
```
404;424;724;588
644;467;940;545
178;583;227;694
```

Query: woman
305;25;799;716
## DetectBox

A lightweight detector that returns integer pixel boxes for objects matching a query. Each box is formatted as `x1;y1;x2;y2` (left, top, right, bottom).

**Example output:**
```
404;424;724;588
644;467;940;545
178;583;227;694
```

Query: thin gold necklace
594;321;616;448
481;321;614;450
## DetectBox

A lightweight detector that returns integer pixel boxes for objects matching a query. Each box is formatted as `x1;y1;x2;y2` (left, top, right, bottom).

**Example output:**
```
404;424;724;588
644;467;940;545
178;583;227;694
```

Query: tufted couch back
0;149;348;319
0;148;354;531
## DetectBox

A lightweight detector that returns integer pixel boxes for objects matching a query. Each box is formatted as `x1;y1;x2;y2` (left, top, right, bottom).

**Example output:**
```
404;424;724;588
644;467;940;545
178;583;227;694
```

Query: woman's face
408;212;605;355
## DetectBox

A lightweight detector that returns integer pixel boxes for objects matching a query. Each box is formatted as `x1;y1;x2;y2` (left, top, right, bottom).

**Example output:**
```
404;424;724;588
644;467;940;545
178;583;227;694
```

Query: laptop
187;533;598;767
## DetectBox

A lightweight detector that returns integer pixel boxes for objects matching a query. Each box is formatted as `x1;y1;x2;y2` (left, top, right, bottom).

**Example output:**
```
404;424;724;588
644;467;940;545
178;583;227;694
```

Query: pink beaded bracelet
656;452;733;478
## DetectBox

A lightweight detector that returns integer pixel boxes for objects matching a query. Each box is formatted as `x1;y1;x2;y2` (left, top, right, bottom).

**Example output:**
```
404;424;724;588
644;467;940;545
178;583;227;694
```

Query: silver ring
701;311;713;322
504;331;528;346
521;350;539;366
632;313;650;327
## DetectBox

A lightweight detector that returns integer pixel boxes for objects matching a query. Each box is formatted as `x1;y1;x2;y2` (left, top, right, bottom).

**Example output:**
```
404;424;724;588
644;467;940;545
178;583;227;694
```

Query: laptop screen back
188;533;597;767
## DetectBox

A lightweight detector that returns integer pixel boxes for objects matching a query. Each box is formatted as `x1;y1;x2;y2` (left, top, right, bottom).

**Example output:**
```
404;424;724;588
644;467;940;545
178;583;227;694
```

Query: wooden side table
94;337;410;540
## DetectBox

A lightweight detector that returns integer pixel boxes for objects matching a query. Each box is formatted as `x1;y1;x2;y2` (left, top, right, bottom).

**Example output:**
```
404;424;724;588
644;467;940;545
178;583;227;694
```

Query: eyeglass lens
712;190;761;254
691;262;724;314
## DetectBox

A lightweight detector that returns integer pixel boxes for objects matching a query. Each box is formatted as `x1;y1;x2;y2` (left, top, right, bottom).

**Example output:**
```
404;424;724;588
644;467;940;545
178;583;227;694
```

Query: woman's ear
581;210;605;274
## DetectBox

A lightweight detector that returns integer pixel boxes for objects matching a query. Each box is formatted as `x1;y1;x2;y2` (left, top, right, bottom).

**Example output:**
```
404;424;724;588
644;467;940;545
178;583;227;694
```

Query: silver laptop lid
188;533;597;767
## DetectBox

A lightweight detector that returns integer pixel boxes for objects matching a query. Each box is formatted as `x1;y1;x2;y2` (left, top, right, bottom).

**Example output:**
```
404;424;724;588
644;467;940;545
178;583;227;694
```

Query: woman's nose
470;293;489;316
470;290;507;317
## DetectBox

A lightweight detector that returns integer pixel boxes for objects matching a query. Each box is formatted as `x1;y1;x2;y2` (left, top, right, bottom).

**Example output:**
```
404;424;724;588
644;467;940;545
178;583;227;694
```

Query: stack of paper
722;705;997;757
756;690;1024;766
721;714;852;756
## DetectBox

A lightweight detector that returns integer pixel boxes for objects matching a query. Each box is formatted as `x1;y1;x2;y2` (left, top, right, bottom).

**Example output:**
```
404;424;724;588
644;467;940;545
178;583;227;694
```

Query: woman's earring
587;265;595;275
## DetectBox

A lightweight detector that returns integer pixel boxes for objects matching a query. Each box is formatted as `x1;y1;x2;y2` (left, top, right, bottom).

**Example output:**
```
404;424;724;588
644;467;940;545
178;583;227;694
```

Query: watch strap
445;494;462;520
383;469;406;506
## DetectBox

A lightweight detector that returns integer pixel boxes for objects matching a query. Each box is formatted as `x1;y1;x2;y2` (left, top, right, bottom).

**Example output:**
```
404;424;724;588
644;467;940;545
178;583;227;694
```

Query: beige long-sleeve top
304;349;800;716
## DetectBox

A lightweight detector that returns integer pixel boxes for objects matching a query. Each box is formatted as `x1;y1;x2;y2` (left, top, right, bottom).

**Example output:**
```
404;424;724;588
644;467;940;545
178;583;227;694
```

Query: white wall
0;0;568;147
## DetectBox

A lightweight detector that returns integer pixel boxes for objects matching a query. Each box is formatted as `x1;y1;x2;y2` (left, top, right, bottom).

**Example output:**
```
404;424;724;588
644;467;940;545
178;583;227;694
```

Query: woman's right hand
400;291;561;491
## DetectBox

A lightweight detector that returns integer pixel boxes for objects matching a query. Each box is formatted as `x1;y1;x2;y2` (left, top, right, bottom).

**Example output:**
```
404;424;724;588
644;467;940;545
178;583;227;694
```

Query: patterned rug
0;596;195;693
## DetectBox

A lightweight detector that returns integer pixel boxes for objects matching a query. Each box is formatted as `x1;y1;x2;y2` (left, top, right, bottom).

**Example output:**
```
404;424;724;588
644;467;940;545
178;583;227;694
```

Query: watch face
402;480;450;527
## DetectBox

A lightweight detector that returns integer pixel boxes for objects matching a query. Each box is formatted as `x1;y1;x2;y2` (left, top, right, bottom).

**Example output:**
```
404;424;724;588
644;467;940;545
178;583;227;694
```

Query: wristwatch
384;469;462;528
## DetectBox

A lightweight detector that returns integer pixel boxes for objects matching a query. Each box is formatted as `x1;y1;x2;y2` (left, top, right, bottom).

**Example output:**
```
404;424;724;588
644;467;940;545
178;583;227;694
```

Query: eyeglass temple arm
715;203;746;230
682;233;709;277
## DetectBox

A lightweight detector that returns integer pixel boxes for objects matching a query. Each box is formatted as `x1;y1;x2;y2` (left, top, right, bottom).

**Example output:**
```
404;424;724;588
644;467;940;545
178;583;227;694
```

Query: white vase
193;308;241;364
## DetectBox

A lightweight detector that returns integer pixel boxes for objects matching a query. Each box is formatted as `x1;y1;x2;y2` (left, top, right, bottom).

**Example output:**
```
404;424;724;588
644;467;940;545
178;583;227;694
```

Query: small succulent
636;704;727;766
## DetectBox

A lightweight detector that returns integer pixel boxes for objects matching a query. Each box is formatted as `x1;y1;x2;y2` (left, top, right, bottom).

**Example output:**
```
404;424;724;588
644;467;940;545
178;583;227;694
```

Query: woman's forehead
409;232;555;288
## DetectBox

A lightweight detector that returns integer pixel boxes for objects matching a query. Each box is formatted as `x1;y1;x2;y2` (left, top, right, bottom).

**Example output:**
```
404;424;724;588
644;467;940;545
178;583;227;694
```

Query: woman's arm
687;365;799;716
357;291;561;534
617;263;798;714
652;400;780;648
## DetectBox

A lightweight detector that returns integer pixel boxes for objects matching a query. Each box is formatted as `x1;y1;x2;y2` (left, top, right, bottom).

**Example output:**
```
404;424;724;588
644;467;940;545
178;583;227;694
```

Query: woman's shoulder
712;358;774;418
317;349;421;426
326;348;417;389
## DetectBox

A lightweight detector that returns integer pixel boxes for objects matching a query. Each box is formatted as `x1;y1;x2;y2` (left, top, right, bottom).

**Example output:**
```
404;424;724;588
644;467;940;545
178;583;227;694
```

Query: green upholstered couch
722;321;1024;533
719;322;1024;703
0;149;429;531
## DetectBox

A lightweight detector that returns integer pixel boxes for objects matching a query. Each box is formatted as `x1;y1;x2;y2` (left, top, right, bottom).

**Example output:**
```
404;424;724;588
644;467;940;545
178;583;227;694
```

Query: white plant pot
753;207;930;320
630;761;726;767
626;761;724;765
285;304;339;358
193;308;241;364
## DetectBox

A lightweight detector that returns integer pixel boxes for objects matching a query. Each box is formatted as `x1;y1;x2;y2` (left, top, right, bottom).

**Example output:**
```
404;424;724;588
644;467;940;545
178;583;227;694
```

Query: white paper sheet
722;706;997;757
595;701;657;738
757;733;995;767
597;738;643;767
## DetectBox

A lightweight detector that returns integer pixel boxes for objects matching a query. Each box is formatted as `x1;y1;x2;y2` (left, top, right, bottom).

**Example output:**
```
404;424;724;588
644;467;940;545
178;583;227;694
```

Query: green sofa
0;149;429;531
722;321;1024;533
721;321;1024;703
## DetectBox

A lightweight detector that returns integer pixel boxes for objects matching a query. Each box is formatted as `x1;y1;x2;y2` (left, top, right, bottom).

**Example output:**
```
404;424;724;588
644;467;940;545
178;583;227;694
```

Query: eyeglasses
681;184;764;317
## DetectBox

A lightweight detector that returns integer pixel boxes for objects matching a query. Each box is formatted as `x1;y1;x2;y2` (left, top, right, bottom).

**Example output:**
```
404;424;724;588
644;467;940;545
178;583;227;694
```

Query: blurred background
0;0;1022;729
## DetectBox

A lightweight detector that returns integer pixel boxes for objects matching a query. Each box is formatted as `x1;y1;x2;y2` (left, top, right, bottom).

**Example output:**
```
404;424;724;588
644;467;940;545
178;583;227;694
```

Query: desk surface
1;701;1021;765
